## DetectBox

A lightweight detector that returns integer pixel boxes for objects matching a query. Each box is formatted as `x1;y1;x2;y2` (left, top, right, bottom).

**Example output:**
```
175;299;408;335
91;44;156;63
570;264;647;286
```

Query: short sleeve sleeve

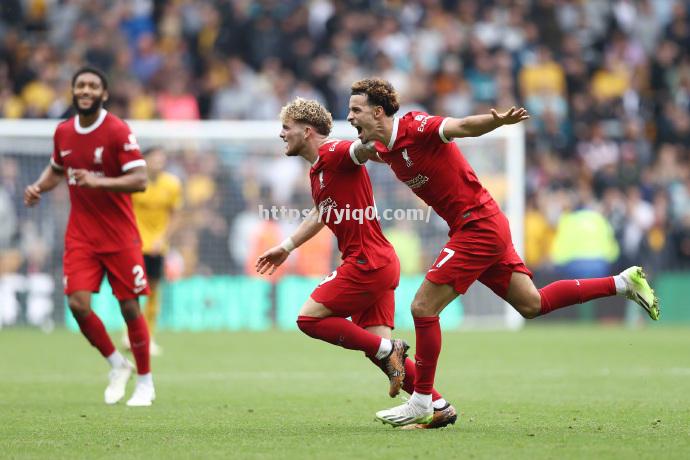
322;140;362;172
407;113;453;145
114;123;146;172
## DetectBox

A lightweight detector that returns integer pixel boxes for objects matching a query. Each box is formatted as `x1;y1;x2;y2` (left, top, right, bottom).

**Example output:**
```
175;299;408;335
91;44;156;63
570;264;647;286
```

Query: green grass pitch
1;326;689;459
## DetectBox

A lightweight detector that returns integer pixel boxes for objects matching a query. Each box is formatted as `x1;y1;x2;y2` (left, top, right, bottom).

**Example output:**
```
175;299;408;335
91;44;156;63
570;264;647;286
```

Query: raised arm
256;207;326;275
24;164;64;207
441;107;530;139
72;166;148;193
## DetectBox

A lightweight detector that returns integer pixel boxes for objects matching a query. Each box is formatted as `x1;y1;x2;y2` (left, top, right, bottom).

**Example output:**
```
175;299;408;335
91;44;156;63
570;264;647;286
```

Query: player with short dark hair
346;78;659;426
24;67;155;407
255;98;457;428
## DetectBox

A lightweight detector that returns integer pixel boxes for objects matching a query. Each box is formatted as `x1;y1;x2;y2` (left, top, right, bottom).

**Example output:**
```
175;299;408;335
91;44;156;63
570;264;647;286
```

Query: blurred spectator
551;206;620;279
524;192;554;269
156;75;200;120
621;186;655;266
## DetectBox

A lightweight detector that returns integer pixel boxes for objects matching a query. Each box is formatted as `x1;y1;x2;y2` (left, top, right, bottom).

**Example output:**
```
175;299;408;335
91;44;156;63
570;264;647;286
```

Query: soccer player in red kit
256;98;457;428
24;67;155;407
344;78;660;426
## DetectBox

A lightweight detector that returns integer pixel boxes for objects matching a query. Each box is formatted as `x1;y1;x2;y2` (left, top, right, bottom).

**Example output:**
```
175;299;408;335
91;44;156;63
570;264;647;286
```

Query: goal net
0;119;524;331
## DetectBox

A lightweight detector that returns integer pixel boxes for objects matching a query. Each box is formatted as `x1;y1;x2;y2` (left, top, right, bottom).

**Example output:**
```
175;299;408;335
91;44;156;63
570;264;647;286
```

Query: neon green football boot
620;266;660;320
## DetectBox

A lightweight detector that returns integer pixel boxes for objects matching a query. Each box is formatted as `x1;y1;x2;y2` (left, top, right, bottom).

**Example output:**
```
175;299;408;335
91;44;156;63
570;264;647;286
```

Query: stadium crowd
1;0;690;294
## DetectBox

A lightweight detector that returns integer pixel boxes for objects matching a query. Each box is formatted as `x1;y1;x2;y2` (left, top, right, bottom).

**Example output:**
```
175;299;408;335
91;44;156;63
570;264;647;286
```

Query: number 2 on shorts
132;264;147;291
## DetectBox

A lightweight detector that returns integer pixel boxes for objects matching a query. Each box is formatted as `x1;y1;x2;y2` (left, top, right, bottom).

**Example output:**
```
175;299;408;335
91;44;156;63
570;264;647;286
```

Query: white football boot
376;399;433;427
104;360;135;405
126;382;156;407
149;340;163;357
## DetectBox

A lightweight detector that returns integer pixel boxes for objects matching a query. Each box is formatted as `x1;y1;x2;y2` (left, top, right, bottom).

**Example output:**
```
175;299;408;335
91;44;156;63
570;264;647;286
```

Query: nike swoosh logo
428;268;438;272
60;150;72;157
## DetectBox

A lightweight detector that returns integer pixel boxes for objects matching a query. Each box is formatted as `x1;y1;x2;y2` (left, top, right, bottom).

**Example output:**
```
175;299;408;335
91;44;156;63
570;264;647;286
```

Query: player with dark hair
256;98;457;428
24;67;155;407
345;78;659;426
125;146;182;356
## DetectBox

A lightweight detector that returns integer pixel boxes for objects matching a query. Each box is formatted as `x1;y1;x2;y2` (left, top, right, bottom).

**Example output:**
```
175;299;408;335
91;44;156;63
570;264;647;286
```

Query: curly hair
280;98;333;135
350;78;400;116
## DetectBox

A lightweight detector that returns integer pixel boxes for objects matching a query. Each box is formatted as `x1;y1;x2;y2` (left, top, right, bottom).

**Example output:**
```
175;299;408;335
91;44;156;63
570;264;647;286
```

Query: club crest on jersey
402;149;413;167
319;170;325;189
93;146;104;164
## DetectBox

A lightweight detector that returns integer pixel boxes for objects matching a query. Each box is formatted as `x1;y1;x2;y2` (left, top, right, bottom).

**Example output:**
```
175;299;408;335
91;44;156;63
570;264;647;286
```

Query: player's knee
67;298;90;319
410;299;432;317
119;299;140;321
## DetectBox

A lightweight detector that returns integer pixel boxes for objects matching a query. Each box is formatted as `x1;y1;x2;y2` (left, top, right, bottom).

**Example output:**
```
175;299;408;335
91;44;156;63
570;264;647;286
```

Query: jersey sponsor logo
59;149;72;158
402;149;413;167
93;146;104;164
318;196;337;213
123;134;140;152
404;174;429;190
416;115;431;132
67;167;104;185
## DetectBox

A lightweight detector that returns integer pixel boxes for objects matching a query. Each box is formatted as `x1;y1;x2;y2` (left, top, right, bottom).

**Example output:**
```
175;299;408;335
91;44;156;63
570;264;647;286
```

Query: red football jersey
51;109;145;253
375;112;499;234
310;139;395;271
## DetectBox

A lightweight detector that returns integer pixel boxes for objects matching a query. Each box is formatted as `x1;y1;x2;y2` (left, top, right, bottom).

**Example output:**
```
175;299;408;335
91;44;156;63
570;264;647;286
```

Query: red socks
75;311;115;358
404;357;443;401
297;316;381;356
539;277;615;315
413;316;442;395
126;314;151;375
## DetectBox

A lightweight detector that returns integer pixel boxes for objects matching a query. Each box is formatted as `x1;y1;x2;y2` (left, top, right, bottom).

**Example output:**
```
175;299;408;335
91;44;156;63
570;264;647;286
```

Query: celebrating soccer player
344;78;660;427
255;98;457;429
24;67;155;407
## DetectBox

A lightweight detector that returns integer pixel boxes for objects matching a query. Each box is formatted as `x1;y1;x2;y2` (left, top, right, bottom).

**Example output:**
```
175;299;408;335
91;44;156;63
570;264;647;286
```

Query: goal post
0;119;525;330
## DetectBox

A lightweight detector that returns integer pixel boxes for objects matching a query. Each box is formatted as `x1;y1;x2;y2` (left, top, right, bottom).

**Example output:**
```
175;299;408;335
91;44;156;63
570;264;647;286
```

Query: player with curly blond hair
256;97;457;428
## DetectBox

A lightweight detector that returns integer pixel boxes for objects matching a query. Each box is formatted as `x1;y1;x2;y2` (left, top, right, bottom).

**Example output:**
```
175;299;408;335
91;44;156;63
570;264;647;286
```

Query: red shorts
425;212;532;298
63;246;150;300
311;257;400;329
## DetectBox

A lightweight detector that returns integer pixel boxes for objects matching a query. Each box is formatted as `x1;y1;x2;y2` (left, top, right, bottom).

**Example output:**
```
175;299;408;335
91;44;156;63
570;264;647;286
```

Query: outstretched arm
24;164;64;207
441;107;530;139
72;166;147;193
256;207;326;275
